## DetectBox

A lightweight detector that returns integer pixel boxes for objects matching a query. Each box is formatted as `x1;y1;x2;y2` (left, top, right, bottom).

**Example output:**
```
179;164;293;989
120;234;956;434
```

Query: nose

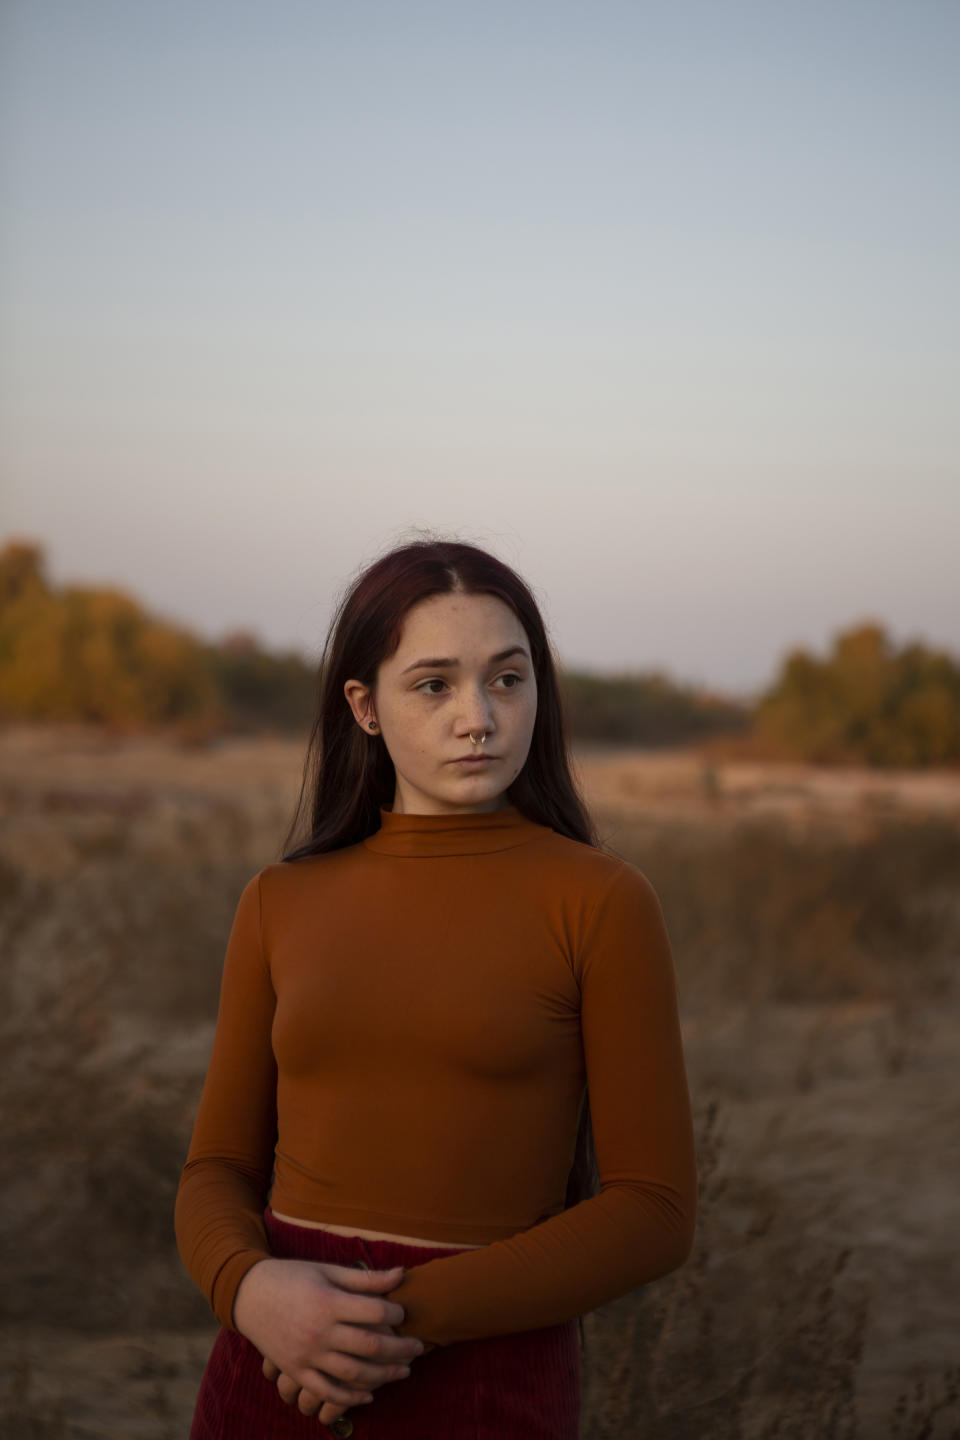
458;685;495;738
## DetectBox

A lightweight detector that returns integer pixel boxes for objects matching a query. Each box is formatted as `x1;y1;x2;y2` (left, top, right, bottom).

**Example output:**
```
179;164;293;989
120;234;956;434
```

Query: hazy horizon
2;1;957;699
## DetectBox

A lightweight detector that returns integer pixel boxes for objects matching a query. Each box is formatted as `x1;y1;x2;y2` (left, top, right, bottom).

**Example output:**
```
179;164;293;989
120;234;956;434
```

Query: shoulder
530;827;660;911
532;827;669;953
522;830;666;969
249;843;367;914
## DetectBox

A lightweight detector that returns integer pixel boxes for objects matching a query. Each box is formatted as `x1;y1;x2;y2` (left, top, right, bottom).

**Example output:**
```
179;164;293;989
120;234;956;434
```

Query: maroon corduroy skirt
190;1208;581;1439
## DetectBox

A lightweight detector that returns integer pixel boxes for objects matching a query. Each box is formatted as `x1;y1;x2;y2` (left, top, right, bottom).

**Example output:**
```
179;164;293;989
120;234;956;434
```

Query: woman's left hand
260;1353;355;1426
261;1352;372;1428
262;1327;436;1428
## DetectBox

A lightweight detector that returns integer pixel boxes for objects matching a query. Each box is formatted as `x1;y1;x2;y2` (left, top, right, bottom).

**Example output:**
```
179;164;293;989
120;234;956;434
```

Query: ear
343;678;377;732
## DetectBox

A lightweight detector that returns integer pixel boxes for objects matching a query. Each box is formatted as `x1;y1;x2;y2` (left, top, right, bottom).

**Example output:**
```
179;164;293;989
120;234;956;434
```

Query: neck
389;796;511;816
364;802;550;857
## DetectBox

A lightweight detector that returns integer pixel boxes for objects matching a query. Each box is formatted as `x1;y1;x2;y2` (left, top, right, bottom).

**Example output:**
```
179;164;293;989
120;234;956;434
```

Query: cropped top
174;803;698;1347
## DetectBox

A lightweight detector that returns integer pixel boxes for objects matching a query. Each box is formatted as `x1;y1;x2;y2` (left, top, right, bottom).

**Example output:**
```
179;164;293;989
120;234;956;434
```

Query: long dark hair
281;536;601;1344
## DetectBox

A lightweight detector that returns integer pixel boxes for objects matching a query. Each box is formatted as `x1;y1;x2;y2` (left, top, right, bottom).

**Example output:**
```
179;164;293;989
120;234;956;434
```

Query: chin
443;773;507;801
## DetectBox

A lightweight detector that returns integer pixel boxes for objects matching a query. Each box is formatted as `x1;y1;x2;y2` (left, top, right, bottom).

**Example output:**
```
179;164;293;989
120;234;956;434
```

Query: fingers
271;1367;374;1411
336;1294;409;1330
322;1262;405;1290
265;1345;417;1415
287;1349;412;1398
320;1400;352;1426
321;1263;409;1329
297;1384;342;1417
328;1321;425;1368
259;1308;425;1415
317;1342;415;1394
275;1372;305;1406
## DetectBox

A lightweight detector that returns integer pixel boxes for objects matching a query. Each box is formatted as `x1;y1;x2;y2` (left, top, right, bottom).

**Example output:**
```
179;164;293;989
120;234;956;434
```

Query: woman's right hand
232;1256;426;1410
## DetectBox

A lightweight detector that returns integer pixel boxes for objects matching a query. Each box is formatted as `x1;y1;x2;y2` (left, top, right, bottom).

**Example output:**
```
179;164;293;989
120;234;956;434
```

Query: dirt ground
1;726;958;1438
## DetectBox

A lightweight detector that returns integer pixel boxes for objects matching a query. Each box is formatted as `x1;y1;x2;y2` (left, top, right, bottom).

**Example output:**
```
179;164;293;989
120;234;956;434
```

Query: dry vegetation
1;726;958;1438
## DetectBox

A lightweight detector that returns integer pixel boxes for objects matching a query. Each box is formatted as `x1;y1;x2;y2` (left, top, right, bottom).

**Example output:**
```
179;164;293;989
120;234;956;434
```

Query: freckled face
370;591;538;815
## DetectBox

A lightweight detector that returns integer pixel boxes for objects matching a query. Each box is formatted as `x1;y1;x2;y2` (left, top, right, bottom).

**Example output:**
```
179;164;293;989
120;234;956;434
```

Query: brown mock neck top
174;803;697;1347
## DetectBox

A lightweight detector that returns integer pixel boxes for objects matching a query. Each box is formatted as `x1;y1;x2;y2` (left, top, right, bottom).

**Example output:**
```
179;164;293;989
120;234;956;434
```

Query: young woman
175;537;698;1439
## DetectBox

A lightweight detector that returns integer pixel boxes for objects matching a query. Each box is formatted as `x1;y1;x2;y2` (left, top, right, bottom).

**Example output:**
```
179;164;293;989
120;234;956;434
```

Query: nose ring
469;732;486;746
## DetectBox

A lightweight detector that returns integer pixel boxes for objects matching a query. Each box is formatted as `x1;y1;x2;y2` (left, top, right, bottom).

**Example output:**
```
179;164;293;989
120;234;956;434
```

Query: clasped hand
233;1256;436;1429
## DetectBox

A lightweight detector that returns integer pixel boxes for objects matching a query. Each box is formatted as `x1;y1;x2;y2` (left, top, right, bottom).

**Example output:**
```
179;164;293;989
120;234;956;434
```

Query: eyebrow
400;645;531;675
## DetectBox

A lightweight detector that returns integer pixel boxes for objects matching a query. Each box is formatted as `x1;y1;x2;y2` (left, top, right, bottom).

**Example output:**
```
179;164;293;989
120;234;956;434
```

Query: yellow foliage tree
0;538;225;733
754;621;960;767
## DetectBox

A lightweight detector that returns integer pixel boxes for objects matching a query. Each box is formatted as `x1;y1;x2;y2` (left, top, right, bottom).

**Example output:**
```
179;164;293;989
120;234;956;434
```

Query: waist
268;1208;485;1250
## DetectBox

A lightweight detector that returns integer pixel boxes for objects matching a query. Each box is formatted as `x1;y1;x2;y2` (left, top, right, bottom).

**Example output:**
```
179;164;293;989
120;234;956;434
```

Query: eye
415;672;524;696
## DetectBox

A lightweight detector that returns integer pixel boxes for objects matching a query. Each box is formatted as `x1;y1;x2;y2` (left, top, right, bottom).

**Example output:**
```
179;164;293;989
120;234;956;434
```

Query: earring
368;720;377;731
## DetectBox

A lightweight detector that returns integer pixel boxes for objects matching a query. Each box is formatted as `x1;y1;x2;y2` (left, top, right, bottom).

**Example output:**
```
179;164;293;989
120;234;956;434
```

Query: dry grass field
1;725;958;1438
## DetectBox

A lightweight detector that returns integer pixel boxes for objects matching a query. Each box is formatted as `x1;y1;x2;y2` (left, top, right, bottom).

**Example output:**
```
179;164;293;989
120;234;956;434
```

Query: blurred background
1;2;958;1436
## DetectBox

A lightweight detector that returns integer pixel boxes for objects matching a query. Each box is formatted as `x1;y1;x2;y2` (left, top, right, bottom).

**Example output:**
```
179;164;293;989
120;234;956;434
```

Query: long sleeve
383;863;698;1347
174;873;279;1329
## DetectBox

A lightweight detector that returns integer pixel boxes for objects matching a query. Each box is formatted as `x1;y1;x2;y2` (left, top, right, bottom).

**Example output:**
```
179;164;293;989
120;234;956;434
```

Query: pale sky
1;0;957;701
